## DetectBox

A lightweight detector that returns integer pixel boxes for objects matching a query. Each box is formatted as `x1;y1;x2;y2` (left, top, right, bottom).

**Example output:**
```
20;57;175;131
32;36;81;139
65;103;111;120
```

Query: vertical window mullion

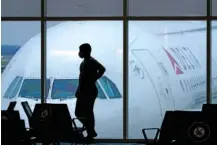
206;0;212;104
123;0;129;140
41;0;46;103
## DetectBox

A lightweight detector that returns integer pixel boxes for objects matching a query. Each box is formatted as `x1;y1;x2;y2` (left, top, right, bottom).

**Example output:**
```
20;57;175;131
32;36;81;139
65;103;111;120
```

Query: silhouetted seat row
2;101;89;145
2;101;30;145
142;104;217;145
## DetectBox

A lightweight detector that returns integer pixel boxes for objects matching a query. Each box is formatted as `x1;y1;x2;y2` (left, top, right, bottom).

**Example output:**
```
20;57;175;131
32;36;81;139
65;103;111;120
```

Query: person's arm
95;60;106;80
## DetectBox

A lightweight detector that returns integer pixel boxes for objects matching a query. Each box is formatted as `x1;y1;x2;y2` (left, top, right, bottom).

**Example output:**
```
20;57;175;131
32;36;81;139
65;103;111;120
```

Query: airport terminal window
2;0;215;141
19;79;50;99
1;21;41;117
46;21;123;139
3;76;23;99
128;21;206;139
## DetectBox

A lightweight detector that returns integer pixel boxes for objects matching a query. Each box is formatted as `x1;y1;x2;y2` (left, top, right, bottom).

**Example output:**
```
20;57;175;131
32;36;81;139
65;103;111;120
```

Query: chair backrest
7;101;16;112
21;101;33;120
158;111;177;144
202;104;217;113
160;110;214;145
31;103;72;132
31;103;75;141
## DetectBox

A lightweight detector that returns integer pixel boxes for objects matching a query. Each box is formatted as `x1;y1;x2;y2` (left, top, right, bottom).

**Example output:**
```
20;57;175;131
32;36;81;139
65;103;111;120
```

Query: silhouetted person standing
75;43;106;140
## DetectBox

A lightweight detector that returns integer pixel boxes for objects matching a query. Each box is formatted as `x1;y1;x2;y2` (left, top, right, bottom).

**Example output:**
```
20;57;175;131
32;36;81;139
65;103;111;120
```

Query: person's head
78;43;92;59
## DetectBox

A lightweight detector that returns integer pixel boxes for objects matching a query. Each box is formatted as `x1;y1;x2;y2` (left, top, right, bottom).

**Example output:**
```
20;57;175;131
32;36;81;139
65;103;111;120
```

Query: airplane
1;21;217;139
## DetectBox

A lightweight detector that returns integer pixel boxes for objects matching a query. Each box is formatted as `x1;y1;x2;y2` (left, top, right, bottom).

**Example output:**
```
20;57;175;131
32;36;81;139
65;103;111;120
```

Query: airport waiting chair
2;103;31;145
142;110;214;145
21;101;87;134
22;102;88;145
142;111;179;145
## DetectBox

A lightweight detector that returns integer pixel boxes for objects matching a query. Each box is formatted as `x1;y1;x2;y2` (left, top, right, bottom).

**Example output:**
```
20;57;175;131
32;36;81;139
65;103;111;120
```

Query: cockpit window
3;76;121;100
19;79;50;99
51;79;107;99
3;76;23;99
96;81;107;99
51;79;77;99
98;76;122;98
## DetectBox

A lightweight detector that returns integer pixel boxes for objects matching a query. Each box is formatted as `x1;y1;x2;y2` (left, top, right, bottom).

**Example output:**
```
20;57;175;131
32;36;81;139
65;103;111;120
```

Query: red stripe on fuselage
163;47;183;75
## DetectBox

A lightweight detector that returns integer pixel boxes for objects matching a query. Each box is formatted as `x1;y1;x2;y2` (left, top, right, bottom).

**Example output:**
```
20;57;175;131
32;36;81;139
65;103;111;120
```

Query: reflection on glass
212;21;217;103
46;21;123;139
1;21;41;128
128;21;207;138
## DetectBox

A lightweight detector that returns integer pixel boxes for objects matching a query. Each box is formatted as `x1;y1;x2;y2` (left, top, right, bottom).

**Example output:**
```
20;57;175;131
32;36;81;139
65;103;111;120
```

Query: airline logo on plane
163;47;183;75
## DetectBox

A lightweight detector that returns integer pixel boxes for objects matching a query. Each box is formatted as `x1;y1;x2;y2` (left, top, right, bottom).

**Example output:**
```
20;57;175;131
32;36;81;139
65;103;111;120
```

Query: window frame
1;0;216;142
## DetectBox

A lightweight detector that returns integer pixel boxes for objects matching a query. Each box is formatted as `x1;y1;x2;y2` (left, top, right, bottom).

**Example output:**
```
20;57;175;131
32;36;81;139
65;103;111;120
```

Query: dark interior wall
2;0;216;17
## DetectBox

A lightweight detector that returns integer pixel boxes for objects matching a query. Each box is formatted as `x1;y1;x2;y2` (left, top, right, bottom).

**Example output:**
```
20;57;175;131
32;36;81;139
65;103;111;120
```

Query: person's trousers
75;96;96;136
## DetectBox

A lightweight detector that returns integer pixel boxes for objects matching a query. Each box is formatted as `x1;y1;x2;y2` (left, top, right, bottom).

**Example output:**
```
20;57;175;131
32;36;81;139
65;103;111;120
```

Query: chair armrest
72;117;86;121
26;127;33;131
142;128;160;144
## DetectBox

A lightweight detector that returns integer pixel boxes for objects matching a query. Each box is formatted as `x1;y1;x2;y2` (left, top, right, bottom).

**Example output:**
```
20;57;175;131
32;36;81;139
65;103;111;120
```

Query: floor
36;143;143;145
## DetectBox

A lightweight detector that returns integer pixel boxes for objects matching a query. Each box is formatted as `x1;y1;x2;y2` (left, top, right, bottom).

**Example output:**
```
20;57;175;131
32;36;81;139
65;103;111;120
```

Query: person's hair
79;43;91;55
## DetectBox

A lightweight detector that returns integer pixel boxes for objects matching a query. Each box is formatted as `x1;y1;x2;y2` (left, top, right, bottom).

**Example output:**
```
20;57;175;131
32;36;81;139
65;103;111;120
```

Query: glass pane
1;21;41;128
46;21;123;138
46;0;123;17
128;21;206;138
128;0;206;16
212;21;217;103
1;0;41;17
213;0;217;16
